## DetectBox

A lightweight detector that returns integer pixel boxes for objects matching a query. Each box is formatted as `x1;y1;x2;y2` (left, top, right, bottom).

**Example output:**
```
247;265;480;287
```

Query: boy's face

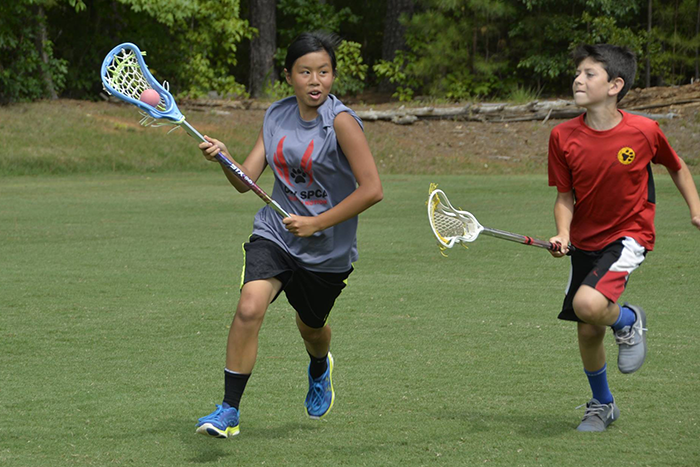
573;57;621;108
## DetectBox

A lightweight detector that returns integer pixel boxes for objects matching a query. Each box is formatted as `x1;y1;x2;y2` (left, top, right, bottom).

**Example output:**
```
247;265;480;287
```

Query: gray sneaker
576;398;620;432
614;303;647;374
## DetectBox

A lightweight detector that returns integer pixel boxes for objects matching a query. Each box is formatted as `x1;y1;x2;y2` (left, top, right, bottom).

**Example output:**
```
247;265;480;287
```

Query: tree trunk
379;0;415;93
646;0;652;88
672;1;679;81
249;0;276;99
695;0;700;80
35;4;58;100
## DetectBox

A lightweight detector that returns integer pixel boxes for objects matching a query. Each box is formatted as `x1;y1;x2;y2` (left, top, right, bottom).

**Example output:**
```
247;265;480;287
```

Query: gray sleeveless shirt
251;94;363;272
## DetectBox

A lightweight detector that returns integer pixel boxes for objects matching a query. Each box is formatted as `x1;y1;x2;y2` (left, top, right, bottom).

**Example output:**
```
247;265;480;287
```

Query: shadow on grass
436;409;574;437
181;419;322;463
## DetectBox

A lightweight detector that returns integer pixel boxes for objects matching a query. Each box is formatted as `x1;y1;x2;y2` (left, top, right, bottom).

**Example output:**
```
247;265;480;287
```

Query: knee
234;298;265;325
572;293;607;323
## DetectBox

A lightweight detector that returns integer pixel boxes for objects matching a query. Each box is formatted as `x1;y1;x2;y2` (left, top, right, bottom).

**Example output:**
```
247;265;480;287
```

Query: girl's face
572;57;620;108
286;50;335;120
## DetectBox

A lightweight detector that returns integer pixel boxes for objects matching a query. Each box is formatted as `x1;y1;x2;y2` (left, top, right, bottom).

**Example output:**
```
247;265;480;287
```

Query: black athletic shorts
558;237;646;322
241;235;353;328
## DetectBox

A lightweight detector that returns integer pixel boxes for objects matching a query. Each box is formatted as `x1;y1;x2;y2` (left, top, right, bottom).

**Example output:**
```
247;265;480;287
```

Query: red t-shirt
548;111;682;251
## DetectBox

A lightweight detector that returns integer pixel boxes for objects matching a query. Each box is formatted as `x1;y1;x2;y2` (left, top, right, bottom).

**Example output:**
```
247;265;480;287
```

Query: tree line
1;0;699;105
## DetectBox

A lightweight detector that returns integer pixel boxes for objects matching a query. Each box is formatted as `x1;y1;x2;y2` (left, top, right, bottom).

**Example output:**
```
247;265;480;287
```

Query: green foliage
273;0;361;78
117;0;252;98
3;0;700;103
262;79;294;103
2;0;252;103
572;13;645;55
0;1;75;103
272;2;366;97
276;0;359;50
373;51;421;101
506;84;542;104
647;0;700;85
333;40;368;97
374;0;513;101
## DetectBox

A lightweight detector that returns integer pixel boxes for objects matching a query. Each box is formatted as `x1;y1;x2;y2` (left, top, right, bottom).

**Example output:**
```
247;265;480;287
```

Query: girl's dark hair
284;32;340;74
573;44;637;102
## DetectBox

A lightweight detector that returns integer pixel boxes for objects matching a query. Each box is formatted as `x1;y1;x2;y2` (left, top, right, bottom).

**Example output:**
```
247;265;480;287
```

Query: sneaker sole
308;353;335;420
196;423;240;439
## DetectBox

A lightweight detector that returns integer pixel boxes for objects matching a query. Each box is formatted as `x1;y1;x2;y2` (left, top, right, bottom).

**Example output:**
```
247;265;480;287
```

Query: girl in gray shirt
195;32;383;438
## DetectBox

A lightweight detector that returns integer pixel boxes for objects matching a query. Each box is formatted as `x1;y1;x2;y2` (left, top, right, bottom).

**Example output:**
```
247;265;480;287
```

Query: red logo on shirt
273;137;314;187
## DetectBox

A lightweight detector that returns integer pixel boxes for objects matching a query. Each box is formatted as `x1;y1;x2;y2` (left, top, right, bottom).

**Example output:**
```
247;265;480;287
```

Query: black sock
223;369;250;410
308;351;328;379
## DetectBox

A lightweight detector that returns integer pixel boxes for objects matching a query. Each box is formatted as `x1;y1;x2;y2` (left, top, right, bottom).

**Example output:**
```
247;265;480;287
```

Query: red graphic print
273;136;291;185
273;136;315;187
300;140;314;186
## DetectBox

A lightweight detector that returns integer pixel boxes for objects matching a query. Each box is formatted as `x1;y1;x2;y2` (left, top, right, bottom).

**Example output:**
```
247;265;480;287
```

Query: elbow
371;186;384;205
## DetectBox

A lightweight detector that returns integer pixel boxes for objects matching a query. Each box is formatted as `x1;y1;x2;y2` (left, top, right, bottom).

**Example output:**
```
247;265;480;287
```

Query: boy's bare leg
572;285;619;326
576;320;619;431
573;284;647;374
577;322;607;371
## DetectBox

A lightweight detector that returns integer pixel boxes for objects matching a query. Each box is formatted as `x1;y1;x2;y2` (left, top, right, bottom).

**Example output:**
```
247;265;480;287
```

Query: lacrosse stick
428;188;574;254
100;42;289;218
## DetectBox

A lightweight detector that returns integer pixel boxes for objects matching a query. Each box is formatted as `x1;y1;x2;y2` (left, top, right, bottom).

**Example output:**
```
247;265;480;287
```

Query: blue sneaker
305;352;335;419
195;403;240;438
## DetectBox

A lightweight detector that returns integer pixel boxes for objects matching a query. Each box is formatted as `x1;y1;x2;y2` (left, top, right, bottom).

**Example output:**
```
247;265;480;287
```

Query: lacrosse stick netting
101;43;180;126
100;43;290;218
428;186;481;249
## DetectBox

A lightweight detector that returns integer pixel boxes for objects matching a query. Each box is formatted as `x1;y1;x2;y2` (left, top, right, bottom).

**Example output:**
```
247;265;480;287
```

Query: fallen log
355;99;678;124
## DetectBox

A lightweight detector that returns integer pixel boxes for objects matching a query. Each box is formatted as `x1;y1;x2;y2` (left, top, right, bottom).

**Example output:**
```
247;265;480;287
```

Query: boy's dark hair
573;44;637;102
285;32;340;75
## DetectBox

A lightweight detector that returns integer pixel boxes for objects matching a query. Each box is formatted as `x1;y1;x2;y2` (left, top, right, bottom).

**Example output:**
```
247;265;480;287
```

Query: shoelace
576;402;609;420
308;378;328;408
615;324;648;345
199;405;225;422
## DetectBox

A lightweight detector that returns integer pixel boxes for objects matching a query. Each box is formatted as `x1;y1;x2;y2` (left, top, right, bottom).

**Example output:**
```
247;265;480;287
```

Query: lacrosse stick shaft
179;120;290;218
482;226;558;250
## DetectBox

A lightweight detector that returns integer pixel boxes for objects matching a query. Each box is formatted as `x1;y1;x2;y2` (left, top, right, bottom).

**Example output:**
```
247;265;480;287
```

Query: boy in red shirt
548;44;700;432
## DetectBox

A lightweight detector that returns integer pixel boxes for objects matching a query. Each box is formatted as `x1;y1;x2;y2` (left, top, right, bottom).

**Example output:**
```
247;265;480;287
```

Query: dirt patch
99;83;700;175
622;82;700;112
352;83;700;175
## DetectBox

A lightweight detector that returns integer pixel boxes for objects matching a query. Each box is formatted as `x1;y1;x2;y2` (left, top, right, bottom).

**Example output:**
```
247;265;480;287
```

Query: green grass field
1;102;699;466
2;173;699;466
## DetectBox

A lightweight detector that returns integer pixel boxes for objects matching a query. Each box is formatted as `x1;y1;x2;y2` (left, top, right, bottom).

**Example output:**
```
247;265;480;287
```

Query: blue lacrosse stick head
100;42;185;123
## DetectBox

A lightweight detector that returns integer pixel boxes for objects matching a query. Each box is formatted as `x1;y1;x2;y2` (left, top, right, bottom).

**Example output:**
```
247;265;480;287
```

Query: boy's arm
549;190;575;257
667;158;700;230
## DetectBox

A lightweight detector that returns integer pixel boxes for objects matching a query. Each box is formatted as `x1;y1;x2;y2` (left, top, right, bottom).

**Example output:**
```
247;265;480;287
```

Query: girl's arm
199;128;269;194
283;112;383;237
549;190;575;257
668;158;700;230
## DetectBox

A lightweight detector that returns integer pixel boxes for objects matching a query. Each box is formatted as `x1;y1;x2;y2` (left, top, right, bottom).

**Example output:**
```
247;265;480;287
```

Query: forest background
2;0;700;105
